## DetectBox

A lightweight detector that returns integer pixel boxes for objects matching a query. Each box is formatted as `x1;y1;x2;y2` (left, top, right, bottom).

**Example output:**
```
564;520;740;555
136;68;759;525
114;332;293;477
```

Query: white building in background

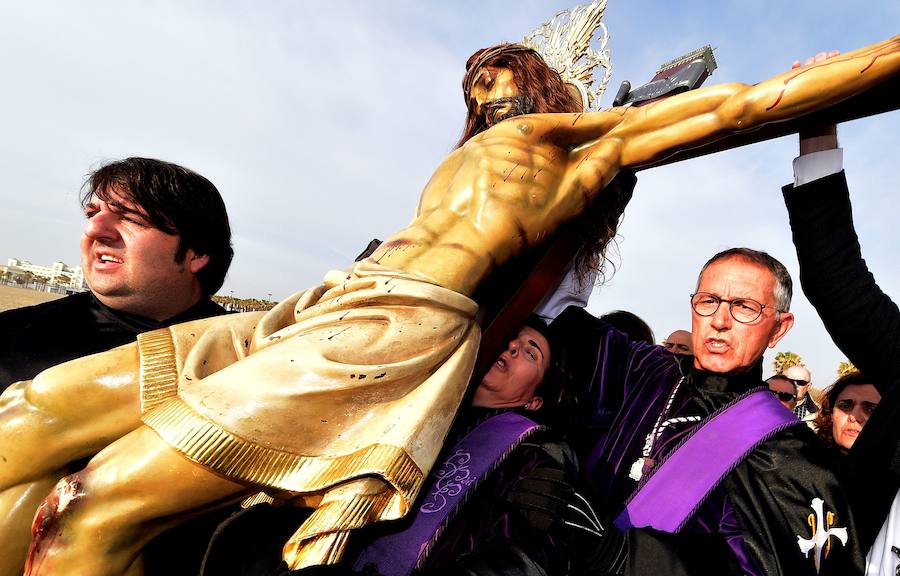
5;258;87;291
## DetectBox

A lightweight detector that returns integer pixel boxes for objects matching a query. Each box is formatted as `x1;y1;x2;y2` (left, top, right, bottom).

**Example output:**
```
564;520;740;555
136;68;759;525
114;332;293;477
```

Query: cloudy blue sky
1;0;897;387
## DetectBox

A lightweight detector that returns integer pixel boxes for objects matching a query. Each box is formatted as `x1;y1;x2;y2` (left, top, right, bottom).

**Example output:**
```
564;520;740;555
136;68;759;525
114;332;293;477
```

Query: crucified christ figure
1;33;898;576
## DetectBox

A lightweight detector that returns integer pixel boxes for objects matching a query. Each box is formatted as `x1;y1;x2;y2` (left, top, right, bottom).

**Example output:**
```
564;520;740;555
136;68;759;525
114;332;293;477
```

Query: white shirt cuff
534;258;595;322
793;148;843;187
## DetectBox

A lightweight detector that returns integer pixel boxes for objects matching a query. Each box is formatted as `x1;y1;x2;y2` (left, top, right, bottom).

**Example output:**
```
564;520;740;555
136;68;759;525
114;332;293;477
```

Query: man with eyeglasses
549;246;863;575
766;374;799;411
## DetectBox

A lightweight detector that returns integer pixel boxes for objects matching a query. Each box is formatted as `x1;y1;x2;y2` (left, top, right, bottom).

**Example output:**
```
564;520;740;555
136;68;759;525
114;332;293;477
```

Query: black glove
506;467;626;575
506;466;574;532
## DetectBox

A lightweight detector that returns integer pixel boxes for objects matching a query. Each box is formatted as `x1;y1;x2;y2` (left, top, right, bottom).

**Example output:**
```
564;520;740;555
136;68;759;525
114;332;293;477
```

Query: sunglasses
786;378;809;387
770;389;797;403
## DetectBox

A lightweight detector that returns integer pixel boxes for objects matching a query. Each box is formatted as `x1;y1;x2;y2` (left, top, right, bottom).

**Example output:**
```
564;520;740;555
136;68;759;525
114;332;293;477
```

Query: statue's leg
0;343;142;490
0;344;144;576
0;473;65;576
25;425;250;576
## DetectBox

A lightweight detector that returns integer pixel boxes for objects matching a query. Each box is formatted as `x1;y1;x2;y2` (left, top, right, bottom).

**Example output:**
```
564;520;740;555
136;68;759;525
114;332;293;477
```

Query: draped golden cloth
137;259;480;565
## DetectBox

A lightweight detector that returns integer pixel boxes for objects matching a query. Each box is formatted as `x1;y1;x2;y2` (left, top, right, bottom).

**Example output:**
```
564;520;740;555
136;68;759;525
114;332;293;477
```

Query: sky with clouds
1;0;897;387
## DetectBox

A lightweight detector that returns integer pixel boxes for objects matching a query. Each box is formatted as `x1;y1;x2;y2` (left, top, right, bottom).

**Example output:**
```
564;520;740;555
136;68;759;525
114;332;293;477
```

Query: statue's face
470;65;532;127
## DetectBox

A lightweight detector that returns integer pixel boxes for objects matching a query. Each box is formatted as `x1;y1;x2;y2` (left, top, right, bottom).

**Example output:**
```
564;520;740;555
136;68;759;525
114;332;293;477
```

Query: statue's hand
792;50;841;70
793;51;841;155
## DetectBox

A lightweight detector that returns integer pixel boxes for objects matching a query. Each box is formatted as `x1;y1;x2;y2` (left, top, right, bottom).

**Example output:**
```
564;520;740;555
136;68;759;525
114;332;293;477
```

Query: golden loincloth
136;259;480;566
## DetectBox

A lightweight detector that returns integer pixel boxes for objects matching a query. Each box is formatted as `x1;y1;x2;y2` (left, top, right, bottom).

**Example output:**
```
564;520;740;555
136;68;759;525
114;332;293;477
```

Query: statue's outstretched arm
613;34;900;168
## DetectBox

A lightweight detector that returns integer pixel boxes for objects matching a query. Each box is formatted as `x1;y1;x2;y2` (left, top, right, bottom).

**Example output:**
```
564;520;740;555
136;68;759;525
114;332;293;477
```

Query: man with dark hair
0;157;232;574
0;30;895;574
549;247;863;575
81;157;234;307
0;157;233;390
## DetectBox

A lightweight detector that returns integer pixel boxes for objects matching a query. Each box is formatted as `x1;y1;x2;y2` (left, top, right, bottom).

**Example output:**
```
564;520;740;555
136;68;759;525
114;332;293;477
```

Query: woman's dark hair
814;370;869;451
82;157;234;295
521;315;564;425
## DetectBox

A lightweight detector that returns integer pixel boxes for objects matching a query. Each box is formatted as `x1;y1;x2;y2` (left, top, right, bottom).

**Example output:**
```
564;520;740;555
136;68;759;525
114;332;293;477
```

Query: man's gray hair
696;247;793;313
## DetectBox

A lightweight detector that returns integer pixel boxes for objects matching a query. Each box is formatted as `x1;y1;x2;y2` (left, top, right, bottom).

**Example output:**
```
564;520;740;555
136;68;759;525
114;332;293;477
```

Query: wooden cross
471;66;900;385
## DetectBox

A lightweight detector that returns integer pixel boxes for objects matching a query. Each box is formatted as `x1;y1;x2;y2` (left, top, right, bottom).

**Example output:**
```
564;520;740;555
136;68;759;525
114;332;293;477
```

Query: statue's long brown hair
457;44;629;286
457;45;582;148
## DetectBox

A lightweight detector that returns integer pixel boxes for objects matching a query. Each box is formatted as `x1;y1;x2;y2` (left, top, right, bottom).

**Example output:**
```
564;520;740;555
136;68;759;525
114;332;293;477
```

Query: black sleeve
783;172;900;543
783;171;900;390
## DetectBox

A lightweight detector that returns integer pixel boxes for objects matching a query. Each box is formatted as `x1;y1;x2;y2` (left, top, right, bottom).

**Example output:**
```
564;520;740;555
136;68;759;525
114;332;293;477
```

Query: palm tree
773;351;804;374
836;361;858;378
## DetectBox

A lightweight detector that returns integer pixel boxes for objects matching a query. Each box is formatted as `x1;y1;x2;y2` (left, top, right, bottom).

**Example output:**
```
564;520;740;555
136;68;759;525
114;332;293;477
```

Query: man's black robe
0;290;227;390
552;306;865;575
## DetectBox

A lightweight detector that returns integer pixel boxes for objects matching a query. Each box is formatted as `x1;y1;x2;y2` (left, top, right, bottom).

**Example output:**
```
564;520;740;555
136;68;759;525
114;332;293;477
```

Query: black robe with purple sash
551;306;865;575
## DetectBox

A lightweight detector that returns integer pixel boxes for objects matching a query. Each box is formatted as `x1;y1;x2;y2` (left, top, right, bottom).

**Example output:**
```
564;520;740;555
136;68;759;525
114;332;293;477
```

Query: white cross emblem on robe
797;497;849;573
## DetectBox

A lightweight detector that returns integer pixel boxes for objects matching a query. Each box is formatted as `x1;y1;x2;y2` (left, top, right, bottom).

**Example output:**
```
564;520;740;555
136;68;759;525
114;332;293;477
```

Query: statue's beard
482;95;534;127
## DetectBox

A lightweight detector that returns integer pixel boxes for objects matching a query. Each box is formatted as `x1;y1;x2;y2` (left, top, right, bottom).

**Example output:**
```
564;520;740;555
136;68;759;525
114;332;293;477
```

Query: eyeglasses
786;378;809;387
770;389;797;403
690;292;772;324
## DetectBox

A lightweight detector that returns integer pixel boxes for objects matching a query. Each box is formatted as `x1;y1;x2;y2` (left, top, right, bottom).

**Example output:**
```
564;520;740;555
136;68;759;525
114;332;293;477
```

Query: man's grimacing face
691;257;794;374
80;188;208;320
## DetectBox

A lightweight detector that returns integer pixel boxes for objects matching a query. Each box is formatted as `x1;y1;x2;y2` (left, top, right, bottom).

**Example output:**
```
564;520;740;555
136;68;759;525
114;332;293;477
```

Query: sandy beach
0;285;65;313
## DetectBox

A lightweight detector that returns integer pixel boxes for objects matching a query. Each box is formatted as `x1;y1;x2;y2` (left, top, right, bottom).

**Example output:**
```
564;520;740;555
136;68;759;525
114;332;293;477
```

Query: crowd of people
0;29;898;576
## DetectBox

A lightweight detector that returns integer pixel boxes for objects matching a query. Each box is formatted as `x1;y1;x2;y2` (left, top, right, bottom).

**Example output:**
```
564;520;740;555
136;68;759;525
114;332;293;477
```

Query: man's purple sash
615;388;801;533
352;412;544;576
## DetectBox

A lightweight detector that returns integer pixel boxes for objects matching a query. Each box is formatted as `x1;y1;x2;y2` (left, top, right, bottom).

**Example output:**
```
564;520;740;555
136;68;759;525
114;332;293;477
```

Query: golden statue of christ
1;4;897;573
